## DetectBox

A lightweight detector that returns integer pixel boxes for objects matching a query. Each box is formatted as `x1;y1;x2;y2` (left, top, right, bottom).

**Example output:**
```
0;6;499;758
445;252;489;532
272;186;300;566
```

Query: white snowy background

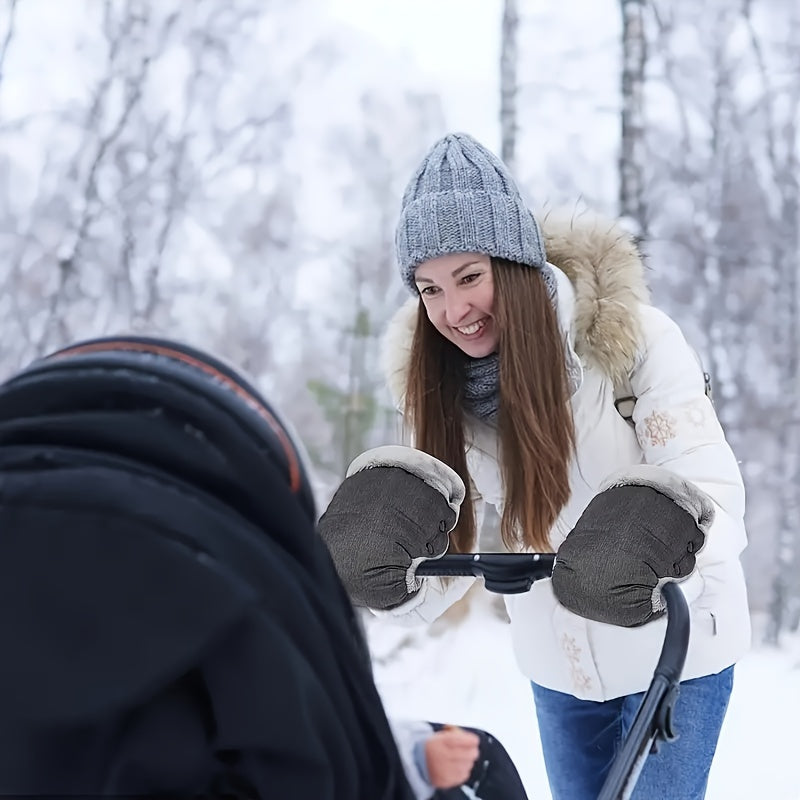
1;1;799;797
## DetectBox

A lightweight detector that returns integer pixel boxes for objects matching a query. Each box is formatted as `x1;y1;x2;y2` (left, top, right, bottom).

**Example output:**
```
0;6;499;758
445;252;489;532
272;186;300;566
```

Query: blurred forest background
1;0;798;644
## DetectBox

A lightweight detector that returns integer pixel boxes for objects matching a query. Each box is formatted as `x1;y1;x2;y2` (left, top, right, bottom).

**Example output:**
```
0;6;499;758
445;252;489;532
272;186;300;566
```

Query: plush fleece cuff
347;445;466;518
600;464;715;534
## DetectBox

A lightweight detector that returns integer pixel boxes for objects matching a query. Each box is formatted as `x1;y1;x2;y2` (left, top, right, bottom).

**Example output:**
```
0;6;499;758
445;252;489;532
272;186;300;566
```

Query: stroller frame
416;553;690;800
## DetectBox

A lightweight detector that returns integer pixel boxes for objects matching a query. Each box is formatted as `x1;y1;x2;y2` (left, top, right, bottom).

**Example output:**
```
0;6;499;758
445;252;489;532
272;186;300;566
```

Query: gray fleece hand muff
551;465;714;628
317;446;466;610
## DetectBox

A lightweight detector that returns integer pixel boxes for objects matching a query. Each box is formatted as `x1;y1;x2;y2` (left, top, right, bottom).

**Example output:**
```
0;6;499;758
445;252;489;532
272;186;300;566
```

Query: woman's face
414;252;497;358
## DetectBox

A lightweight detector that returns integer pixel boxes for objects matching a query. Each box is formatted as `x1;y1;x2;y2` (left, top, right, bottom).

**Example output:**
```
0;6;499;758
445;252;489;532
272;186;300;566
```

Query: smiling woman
320;130;754;800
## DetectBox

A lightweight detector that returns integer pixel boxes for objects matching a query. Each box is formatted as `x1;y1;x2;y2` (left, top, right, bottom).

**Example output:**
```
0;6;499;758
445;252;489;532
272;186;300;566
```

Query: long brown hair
404;258;575;552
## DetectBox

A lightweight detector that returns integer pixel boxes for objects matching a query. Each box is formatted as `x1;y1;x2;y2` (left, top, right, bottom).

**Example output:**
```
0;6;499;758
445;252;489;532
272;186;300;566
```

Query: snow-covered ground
367;590;800;799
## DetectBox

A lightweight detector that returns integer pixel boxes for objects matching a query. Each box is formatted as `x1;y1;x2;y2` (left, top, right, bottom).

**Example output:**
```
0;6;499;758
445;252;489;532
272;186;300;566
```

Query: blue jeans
531;666;734;800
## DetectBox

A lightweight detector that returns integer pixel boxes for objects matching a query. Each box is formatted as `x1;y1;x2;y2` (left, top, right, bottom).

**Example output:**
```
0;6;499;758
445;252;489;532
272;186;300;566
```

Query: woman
371;133;749;799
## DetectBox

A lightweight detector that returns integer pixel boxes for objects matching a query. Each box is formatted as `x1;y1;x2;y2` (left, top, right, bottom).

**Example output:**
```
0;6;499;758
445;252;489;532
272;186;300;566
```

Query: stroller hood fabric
0;337;413;799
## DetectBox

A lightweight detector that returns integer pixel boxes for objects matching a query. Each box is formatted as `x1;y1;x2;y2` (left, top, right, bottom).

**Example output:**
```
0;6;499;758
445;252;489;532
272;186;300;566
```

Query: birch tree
618;0;648;237
500;0;520;171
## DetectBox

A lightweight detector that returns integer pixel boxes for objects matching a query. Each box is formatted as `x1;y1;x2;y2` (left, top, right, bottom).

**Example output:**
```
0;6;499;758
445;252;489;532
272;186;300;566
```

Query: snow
366;590;800;799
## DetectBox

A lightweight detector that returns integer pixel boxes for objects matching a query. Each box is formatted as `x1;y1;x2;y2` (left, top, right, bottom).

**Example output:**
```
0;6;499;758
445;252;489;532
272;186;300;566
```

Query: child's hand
425;726;481;789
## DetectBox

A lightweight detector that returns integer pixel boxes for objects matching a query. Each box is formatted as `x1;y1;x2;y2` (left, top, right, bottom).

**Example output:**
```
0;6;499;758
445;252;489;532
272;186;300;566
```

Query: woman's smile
454;317;489;338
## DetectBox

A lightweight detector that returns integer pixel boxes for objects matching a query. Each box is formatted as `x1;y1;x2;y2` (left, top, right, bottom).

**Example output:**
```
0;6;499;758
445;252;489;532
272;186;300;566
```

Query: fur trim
540;210;650;386
381;211;651;404
346;445;466;520
599;464;715;535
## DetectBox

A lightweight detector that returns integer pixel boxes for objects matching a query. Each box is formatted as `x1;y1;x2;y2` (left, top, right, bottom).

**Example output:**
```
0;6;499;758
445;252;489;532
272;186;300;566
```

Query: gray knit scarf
461;265;578;422
462;353;501;421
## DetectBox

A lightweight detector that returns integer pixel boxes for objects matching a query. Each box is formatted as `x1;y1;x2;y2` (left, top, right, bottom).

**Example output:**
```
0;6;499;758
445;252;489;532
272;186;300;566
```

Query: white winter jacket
378;214;751;702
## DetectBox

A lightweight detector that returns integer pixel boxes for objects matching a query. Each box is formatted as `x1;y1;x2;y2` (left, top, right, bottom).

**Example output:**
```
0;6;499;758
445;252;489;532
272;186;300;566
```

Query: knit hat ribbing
395;133;547;292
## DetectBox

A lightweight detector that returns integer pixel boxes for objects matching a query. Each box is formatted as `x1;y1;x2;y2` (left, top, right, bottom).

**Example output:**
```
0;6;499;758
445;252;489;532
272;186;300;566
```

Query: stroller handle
415;552;555;594
414;553;691;800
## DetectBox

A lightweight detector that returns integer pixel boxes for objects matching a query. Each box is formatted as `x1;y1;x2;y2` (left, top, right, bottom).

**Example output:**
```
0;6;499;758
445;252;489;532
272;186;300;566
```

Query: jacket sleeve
388;719;435;800
628;305;747;596
369;572;474;626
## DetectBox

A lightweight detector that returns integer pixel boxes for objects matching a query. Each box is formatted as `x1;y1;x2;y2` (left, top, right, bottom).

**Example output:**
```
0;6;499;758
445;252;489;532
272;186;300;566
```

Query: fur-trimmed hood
382;212;651;405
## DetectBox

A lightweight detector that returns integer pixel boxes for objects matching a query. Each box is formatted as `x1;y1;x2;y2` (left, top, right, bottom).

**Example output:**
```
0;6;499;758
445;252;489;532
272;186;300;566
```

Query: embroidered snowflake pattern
684;404;707;429
562;634;593;692
643;410;678;446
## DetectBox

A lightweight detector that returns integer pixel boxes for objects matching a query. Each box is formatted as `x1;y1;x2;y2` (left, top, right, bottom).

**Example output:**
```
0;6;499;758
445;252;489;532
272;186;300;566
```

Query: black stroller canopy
0;335;317;529
0;336;413;799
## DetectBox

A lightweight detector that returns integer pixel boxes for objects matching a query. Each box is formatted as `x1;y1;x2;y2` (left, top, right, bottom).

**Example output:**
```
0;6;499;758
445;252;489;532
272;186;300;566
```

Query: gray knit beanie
396;132;547;292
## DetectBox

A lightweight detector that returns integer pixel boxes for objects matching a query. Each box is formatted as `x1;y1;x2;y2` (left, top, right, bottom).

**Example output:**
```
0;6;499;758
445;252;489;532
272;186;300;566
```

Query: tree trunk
618;0;648;238
766;97;800;645
500;0;519;171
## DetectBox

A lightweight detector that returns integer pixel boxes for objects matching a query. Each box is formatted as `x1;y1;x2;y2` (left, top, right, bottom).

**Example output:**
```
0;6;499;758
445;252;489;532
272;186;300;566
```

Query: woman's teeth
456;319;486;336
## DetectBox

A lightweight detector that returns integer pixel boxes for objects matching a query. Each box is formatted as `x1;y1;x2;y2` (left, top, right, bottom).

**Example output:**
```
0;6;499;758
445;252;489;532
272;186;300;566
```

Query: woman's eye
461;273;481;284
419;286;438;296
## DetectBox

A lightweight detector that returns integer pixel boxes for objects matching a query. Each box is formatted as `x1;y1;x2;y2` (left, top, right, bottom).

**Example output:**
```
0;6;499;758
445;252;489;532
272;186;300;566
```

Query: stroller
416;555;690;800
0;336;414;798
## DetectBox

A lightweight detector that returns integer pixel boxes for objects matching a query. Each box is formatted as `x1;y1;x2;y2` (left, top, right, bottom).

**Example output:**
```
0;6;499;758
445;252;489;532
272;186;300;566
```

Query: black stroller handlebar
600;580;689;800
414;553;691;800
415;552;556;594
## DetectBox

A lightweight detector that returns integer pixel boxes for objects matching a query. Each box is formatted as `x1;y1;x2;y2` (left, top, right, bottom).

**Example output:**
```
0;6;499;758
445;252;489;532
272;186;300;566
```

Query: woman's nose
445;294;470;326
